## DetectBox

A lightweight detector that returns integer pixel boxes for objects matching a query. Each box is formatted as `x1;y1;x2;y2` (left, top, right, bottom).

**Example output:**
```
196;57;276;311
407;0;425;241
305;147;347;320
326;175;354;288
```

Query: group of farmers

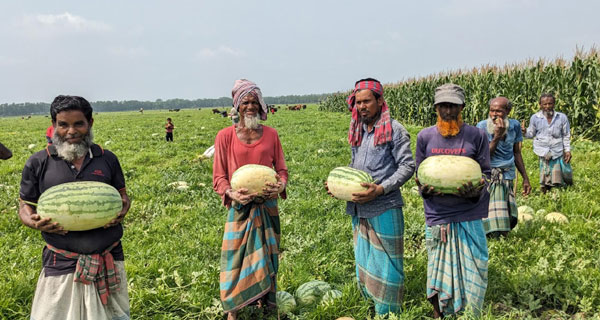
11;77;572;319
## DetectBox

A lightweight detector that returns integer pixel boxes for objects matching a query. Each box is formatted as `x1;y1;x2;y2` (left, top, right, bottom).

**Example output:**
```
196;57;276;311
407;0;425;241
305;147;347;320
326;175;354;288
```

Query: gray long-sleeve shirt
525;111;571;159
346;119;415;218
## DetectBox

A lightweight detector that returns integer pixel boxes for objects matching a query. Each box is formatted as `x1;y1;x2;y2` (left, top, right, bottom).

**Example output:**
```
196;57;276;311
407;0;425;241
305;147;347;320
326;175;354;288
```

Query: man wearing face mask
19;95;131;319
476;97;531;237
415;83;490;318
522;93;572;193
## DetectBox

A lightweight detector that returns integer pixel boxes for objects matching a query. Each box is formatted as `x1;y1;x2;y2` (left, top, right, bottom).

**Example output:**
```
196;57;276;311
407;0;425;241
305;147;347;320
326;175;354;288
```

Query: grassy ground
0;106;599;319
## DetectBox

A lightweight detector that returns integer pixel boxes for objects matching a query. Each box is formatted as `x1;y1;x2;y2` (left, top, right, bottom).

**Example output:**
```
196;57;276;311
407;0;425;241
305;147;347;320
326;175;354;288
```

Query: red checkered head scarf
346;79;393;146
232;79;268;121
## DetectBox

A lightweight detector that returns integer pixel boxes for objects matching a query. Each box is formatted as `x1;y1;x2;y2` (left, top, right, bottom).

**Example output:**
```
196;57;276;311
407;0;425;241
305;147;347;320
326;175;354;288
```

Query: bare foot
227;311;237;320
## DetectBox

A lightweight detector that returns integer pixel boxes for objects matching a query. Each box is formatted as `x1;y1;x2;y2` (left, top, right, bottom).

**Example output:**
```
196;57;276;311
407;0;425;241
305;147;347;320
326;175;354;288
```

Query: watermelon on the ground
417;155;482;194
545;212;568;223
518;206;535;222
321;289;342;305
327;167;374;201
36;181;122;231
276;291;296;314
295;280;331;306
230;164;277;196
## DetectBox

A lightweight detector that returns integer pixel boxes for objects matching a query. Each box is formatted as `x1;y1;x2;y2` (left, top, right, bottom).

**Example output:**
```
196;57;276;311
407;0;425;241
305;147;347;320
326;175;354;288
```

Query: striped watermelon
327;167;374;201
230;164;277;196
276;291;296;314
37;181;122;231
417;155;482;194
295;280;331;306
321;289;342;305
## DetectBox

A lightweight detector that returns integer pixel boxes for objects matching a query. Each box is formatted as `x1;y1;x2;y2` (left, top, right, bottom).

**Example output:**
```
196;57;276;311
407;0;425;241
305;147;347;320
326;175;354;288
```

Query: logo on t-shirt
91;169;105;177
431;148;466;155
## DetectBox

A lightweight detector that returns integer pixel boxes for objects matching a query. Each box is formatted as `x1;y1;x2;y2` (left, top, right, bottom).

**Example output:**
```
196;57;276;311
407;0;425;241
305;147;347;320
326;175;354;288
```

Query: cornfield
319;47;600;140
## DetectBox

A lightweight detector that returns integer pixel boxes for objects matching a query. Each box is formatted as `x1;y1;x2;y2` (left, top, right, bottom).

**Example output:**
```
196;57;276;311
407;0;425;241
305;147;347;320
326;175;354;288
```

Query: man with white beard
522;93;572;193
212;79;287;320
19;95;131;320
476;97;531;237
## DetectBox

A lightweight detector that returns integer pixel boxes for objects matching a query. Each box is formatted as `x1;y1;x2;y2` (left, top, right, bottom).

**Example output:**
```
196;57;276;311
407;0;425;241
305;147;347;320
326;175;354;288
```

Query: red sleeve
272;130;289;199
212;129;233;206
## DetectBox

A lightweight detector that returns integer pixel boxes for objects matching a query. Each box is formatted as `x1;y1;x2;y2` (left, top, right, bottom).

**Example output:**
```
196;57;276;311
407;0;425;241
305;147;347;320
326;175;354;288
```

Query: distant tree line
0;93;331;117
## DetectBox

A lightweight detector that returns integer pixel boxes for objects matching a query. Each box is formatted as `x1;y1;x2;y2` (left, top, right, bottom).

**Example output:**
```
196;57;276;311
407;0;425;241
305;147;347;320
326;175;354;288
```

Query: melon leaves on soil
417;155;482;194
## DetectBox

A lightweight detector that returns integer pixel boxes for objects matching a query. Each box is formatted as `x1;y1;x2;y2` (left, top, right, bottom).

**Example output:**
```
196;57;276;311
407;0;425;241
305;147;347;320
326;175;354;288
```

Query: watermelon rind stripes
37;181;122;231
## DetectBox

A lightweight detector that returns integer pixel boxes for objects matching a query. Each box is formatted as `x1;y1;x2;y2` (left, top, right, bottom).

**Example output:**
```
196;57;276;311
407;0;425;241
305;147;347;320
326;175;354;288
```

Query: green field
1;106;599;319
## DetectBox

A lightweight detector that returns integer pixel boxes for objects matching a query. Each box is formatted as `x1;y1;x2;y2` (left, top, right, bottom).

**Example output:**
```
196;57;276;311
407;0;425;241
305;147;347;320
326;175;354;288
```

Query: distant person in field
45;125;54;145
0;142;12;159
326;78;415;315
415;83;490;318
165;117;174;141
18;95;131;320
212;79;288;320
229;106;239;125
476;97;531;238
522;93;572;193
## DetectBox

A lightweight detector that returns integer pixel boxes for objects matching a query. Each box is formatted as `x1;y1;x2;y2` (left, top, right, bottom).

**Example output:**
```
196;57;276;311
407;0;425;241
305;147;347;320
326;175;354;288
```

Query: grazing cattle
212;108;222;114
220;111;228;117
288;104;304;111
169;108;181;112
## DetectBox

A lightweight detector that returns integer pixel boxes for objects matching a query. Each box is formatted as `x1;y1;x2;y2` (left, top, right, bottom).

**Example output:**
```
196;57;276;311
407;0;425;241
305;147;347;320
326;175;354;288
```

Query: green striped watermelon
230;164;277;196
37;181;122;231
276;291;296;314
321;289;342;305
327;167;374;201
417;155;482;194
295;280;331;306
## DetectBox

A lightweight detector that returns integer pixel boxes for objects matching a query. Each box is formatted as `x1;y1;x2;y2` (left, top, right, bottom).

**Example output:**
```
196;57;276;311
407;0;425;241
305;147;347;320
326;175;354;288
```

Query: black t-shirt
20;144;127;276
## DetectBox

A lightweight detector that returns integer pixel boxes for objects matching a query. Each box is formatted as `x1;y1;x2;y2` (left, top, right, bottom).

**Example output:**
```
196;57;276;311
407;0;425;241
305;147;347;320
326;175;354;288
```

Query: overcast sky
1;0;599;104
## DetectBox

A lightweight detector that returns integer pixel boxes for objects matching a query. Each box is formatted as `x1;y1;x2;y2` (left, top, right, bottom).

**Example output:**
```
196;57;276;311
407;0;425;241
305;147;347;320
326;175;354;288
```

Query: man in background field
327;78;415;315
415;83;490;318
18;95;131;320
522;93;572;193
476;97;531;237
0;142;12;159
213;79;287;320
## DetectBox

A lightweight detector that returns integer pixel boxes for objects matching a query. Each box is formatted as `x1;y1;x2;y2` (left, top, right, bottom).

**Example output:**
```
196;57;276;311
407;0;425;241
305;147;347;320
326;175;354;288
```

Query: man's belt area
46;241;121;305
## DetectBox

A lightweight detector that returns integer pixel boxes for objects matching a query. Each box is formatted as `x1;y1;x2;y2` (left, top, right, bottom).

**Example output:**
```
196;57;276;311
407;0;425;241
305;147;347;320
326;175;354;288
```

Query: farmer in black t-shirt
18;95;131;320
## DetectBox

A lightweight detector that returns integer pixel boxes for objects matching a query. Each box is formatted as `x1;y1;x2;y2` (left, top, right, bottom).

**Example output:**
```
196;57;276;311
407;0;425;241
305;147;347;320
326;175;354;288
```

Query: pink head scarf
346;79;393;146
231;79;268;121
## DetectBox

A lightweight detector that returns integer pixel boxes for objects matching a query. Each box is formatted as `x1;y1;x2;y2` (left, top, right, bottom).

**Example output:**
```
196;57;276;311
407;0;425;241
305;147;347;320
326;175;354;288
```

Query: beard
243;114;261;129
359;111;381;126
486;117;510;136
436;114;463;137
52;128;94;162
542;110;554;118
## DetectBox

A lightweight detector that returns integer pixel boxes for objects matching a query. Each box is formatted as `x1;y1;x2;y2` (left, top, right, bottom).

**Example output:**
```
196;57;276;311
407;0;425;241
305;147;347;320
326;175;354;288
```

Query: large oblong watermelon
37;181;123;231
327;167;374;201
230;164;277;196
417;155;482;194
